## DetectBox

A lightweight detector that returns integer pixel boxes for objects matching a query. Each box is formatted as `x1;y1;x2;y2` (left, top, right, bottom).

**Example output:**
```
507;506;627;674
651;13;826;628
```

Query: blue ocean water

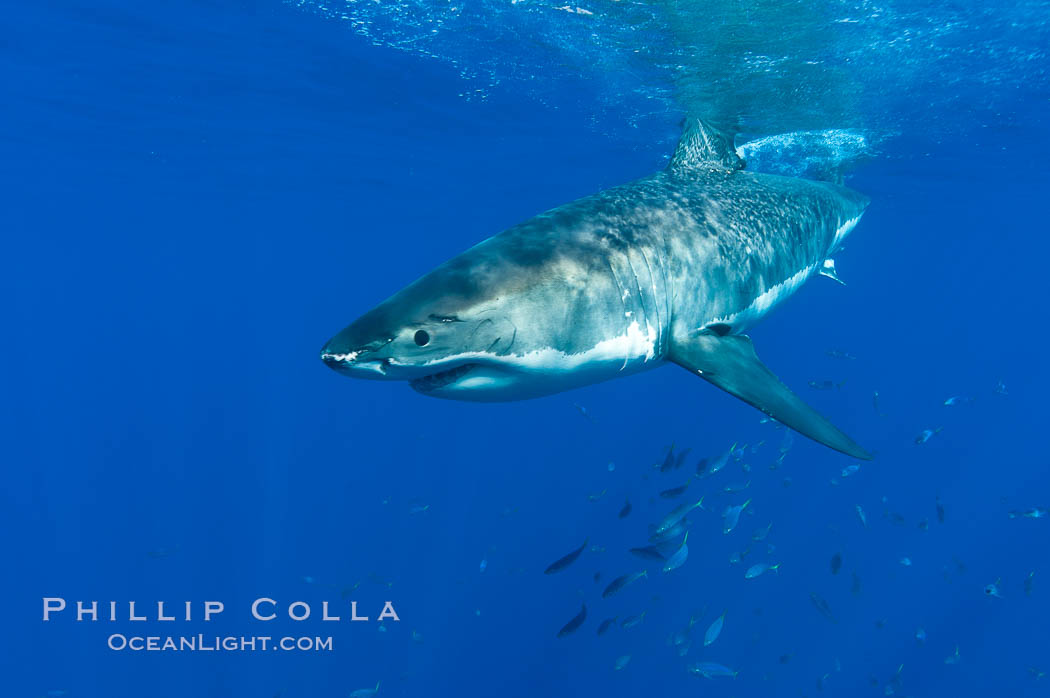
4;1;1049;696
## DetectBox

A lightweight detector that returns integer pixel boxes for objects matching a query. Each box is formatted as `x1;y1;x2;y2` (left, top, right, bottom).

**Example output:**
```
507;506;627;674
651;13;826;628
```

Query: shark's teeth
321;351;360;363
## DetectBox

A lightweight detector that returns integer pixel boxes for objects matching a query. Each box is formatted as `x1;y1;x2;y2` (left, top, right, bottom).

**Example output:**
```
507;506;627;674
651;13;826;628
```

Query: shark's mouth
410;363;477;393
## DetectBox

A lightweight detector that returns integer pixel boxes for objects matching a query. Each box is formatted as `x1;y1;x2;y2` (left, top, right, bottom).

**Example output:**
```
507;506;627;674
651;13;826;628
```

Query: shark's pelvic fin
670;331;872;460
668;116;745;174
819;258;846;285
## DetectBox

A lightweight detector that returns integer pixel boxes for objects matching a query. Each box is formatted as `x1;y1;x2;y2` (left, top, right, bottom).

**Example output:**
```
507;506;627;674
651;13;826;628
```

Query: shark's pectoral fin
670;332;872;460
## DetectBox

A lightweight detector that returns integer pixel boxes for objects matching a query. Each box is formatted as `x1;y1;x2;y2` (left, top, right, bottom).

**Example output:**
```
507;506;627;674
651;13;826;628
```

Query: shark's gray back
483;165;868;368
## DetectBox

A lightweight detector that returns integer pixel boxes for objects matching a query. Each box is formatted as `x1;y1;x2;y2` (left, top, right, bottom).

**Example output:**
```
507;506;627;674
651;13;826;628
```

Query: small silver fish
705;443;736;477
629;545;666;562
723;479;751;493
660;443;677;473
349;681;380;698
544;539;588;574
914;428;942;445
573;403;596;422
669;614;698;651
662;533;690;573
856;504;867;527
620;611;646;629
873;390;886;417
408;498;430;514
649;517;691;544
810;592;836;623
722;498;752;535
654;496;705;536
703;610;727;647
602;570;648;598
614;654;631;670
943;396;972;406
984;578;1003;598
744;562;779;579
808;379;844;390
556;603;587;637
688;661;738;679
659;478;693;499
1009;507;1049;519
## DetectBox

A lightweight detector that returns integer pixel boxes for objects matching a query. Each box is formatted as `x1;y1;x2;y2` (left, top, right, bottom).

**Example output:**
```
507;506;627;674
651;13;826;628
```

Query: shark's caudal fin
668;116;745;174
670;331;872;460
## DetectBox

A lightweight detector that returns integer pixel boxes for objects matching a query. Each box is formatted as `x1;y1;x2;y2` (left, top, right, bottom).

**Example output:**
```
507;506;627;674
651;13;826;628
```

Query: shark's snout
320;337;392;379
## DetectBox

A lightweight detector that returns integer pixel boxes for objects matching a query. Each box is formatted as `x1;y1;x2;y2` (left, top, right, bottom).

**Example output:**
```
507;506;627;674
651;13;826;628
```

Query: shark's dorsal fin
668;116;745;175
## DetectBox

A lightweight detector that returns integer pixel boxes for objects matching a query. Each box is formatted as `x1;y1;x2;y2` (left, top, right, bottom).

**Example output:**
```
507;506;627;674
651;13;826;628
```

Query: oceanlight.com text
107;634;334;652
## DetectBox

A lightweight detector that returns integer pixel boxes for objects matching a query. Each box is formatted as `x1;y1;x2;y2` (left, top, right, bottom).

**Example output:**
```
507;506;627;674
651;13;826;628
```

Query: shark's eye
414;330;430;347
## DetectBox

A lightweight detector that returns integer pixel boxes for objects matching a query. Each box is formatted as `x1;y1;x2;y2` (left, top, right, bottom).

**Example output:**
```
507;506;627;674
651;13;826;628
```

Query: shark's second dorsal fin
668;116;745;175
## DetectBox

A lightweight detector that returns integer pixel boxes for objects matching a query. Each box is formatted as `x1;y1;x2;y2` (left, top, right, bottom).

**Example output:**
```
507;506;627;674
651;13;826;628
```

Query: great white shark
321;118;872;459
